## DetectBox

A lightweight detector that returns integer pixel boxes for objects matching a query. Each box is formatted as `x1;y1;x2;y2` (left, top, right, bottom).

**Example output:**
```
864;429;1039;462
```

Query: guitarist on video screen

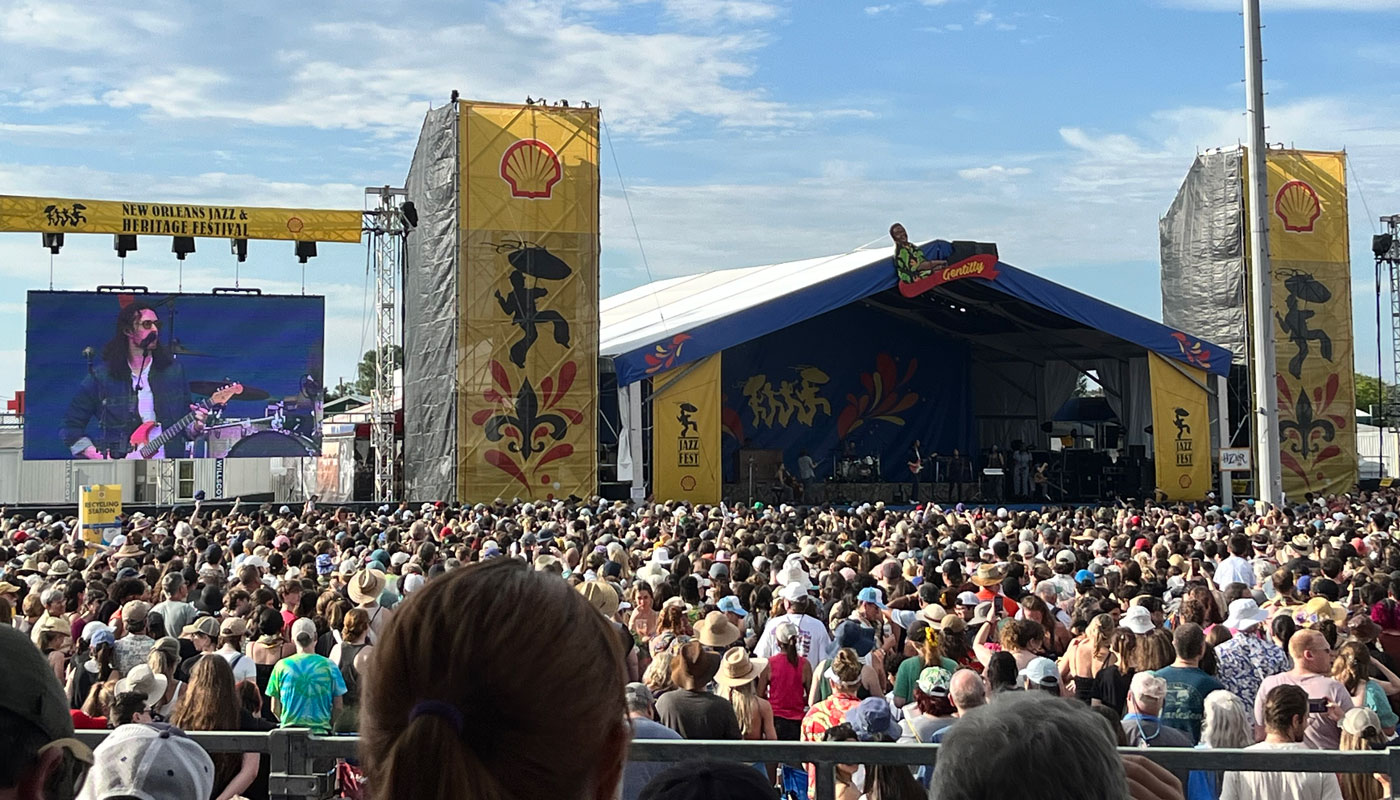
61;302;207;459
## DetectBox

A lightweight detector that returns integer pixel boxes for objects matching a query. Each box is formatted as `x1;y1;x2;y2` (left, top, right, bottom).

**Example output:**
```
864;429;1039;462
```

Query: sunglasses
136;320;161;330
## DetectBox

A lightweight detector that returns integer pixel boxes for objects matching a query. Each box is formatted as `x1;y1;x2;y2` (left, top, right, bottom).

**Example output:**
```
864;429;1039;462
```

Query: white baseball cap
78;722;214;800
779;581;808;602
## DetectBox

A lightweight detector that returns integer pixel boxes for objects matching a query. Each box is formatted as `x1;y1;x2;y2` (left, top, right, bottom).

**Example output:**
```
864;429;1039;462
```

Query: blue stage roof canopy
602;243;1233;386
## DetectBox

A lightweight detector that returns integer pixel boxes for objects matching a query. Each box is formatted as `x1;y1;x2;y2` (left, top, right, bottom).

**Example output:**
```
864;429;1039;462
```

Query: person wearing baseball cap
266;617;346;734
0;623;93;799
754;582;832;670
78;722;213;800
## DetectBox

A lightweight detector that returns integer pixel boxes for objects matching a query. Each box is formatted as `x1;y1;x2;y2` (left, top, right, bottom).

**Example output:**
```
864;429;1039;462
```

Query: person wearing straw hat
655;641;739;740
348;568;393;644
716;647;776;757
971;563;1017;617
695;610;742;651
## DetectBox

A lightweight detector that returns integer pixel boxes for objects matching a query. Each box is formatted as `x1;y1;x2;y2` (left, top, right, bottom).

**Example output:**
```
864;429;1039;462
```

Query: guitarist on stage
907;439;923;504
62;303;207;459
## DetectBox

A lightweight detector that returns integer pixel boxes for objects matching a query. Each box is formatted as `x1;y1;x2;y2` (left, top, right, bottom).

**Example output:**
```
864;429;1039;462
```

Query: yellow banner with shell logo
458;102;599;502
1263;149;1356;497
1149;353;1211;501
0;195;362;242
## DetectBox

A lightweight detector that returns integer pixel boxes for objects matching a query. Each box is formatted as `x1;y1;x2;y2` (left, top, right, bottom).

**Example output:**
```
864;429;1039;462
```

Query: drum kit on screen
191;380;319;458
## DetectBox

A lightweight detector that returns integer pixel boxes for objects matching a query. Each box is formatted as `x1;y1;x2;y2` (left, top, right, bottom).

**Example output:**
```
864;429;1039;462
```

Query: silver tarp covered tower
1159;148;1247;363
403;105;459;502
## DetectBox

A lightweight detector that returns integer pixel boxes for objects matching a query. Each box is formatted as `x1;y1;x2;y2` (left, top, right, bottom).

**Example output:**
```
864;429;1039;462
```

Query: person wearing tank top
767;622;811;740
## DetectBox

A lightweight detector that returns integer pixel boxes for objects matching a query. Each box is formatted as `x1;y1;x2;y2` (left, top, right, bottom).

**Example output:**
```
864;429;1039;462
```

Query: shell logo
500;139;562;199
1274;179;1321;233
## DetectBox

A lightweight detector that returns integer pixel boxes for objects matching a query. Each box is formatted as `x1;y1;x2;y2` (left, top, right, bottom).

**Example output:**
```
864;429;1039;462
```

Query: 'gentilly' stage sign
897;253;1000;298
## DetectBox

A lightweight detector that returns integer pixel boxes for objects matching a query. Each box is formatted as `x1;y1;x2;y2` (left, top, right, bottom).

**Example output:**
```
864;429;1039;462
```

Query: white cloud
865;4;895;14
0;121;96;135
974;10;995;24
661;0;781;22
958;165;1032;179
945;22;964;30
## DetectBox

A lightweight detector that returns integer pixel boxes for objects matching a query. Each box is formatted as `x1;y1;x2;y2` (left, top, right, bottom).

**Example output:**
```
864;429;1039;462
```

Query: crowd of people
4;490;1400;799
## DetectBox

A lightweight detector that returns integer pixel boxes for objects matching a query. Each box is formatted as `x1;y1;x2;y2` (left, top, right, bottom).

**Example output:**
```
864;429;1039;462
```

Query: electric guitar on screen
121;383;241;459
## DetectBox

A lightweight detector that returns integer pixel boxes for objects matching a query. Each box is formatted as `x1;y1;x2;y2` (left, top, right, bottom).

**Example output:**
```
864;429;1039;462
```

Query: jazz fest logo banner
1148;353;1210;501
78;484;122;546
0;195;363;242
458;102;599;501
1264;150;1356;496
653;354;722;503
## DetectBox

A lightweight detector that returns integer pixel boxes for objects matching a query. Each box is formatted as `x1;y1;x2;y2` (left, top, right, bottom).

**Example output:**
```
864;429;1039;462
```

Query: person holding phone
1252;629;1353;749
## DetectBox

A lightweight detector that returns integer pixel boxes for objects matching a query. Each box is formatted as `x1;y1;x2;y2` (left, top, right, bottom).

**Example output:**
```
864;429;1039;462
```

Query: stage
724;480;1025;508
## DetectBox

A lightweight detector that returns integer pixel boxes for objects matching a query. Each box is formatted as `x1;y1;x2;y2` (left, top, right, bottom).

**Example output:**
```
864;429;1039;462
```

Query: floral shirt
801;692;861;796
1214;630;1287;708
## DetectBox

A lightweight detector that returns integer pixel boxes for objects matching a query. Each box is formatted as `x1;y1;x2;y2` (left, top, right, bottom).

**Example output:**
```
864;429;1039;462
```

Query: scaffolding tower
364;187;409;502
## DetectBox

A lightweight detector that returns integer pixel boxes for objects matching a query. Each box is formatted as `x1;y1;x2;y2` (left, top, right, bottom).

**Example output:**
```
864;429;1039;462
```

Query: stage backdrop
719;303;974;484
1264;150;1356;497
25;291;324;460
458;102;599;501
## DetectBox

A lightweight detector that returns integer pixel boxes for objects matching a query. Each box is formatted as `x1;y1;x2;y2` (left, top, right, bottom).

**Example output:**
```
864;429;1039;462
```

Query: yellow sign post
0;195;363;242
653;355;723;504
457;102;599;501
78;484;122;546
1149;354;1211;501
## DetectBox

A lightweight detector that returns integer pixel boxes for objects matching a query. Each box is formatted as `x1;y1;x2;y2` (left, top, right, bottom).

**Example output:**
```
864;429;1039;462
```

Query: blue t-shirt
1153;665;1224;744
267;653;347;734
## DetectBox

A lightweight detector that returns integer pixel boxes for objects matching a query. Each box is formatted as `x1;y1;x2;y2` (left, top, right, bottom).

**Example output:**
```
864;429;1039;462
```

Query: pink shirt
1253;671;1354;750
768;652;806;721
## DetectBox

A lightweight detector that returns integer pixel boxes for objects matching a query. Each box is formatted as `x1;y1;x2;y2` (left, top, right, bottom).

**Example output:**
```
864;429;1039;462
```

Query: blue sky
3;0;1400;402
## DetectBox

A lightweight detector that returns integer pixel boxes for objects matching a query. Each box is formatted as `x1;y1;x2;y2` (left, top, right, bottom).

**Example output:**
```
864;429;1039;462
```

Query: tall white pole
1244;0;1282;504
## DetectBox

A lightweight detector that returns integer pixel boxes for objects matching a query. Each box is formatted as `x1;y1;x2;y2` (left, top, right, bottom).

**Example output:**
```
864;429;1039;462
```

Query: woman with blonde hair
172;655;260;800
361;558;628;800
1339;707;1388;800
1063;613;1115;704
716;647;776;781
1332;642;1400;737
649;603;692;658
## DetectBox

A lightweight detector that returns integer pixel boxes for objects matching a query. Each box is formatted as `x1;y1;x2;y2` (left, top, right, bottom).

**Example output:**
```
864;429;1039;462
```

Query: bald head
1289;629;1331;674
950;668;986;714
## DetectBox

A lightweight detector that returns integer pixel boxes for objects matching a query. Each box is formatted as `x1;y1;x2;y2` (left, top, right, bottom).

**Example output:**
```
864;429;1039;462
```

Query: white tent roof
600;245;888;358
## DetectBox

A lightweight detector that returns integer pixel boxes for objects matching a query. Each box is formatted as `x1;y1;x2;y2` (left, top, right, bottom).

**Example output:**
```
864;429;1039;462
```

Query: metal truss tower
365;187;409;502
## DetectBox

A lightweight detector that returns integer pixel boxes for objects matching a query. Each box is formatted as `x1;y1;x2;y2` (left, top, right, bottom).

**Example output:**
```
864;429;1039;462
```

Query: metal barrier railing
70;729;1400;799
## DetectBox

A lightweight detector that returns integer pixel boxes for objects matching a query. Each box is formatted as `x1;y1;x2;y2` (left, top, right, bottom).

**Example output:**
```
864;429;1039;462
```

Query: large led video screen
25;291;325;460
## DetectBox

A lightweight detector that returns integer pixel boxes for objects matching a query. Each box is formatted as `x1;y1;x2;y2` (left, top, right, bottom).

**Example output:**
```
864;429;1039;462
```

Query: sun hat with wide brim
348;569;387;605
695;610;742;648
671;640;722;691
114;664;168;709
715;647;768;688
1223;598;1269;631
113;541;146;560
970;563;1008;587
1297;596;1348;625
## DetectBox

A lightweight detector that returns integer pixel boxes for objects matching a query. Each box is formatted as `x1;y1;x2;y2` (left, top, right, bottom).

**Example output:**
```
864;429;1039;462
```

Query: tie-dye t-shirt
267;653;347;733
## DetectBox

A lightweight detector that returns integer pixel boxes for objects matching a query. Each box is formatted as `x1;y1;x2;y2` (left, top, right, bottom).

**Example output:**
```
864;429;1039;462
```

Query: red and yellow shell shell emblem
1274;179;1321;233
500;139;562;199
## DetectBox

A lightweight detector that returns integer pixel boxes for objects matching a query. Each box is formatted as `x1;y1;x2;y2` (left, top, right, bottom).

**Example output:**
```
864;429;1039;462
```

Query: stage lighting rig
295;241;317;264
230;238;248;263
42;232;63;254
172;236;195;260
114;234;137;258
400;201;419;229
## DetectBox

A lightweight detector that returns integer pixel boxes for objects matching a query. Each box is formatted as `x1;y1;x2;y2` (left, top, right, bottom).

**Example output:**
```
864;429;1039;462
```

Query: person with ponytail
361;558;628;800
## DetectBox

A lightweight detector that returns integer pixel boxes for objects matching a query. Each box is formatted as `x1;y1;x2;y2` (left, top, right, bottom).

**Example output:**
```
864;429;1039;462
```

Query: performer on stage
947;447;970;503
61;303;206;459
907;439;923;503
985;444;1006;502
1012;442;1032;498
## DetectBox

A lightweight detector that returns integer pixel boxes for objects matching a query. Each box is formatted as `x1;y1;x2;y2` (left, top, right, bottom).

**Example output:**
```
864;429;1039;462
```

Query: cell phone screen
1307;698;1328;714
